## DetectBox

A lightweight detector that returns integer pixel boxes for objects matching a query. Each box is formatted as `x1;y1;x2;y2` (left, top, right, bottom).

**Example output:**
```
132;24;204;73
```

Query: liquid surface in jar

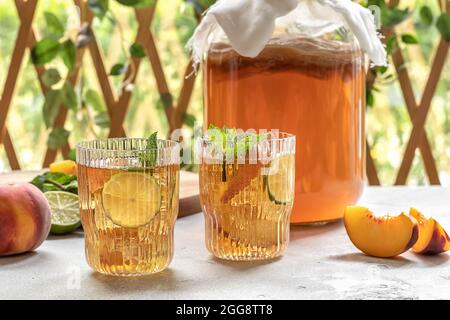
204;36;366;224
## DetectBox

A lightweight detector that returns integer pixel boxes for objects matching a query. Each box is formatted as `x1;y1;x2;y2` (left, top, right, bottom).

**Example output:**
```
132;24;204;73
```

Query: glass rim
76;137;180;152
200;131;296;142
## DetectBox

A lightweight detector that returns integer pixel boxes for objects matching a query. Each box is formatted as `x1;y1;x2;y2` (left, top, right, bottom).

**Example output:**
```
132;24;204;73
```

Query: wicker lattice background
0;0;449;185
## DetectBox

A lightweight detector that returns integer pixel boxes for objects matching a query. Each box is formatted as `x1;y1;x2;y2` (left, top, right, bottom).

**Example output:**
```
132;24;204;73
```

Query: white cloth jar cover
189;0;387;67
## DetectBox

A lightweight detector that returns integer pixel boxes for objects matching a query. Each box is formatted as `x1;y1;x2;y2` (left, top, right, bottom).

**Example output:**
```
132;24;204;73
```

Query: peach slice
409;208;450;255
344;206;418;258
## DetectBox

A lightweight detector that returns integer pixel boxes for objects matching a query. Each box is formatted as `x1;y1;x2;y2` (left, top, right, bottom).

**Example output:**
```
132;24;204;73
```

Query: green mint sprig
206;124;266;160
139;131;158;167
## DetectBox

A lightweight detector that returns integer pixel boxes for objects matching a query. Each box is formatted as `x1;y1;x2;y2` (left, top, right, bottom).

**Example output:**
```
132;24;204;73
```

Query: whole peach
0;183;51;256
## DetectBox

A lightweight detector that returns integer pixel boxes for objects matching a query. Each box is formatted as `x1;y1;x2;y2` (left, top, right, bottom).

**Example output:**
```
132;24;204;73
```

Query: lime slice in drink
266;155;295;205
102;172;161;228
45;191;81;235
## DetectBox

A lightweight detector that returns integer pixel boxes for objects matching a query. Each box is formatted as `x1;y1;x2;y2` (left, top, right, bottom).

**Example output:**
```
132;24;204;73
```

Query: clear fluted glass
76;138;180;276
199;131;296;261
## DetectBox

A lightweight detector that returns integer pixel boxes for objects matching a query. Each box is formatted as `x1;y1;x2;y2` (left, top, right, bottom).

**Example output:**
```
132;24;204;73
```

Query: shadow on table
412;252;450;267
46;230;84;241
330;251;450;268
207;256;283;271
89;268;186;293
0;251;49;267
329;252;415;268
290;219;343;242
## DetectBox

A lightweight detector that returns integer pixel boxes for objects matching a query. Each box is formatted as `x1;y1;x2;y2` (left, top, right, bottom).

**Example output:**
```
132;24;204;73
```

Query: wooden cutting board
0;170;201;218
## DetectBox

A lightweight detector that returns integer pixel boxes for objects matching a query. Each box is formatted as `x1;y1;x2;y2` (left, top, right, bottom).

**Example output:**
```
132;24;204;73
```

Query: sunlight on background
0;0;448;186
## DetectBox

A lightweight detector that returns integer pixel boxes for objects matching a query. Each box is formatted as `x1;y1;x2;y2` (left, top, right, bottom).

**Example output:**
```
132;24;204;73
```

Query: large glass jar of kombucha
203;6;366;224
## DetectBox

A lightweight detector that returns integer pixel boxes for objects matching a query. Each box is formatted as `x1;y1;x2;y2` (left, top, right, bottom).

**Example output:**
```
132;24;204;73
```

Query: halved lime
45;191;81;235
266;155;295;205
102;172;161;228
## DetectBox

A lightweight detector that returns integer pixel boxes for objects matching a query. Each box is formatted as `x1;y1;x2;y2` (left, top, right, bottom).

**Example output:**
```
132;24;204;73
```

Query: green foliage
44;11;65;36
68;149;77;162
88;0;109;19
47;127;70;149
31;172;78;194
175;2;197;47
160;92;173;109
94;112;111;128
436;13;450;41
401;33;418;44
206;124;267;161
110;63;127;76
182;113;196;128
129;42;146;58
43;89;63;128
139;131;158;166
116;0;155;7
31;38;61;65
13;0;449;183
84;89;106;112
61;83;78;111
419;6;434;27
382;7;411;27
60;40;76;70
42;68;62;87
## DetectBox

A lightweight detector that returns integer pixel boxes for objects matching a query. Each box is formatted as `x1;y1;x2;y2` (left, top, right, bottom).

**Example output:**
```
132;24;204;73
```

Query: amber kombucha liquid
200;156;294;260
78;164;179;275
204;36;366;224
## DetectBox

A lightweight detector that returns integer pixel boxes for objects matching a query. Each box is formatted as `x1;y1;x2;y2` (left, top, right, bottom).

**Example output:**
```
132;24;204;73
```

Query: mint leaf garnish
139;131;158;167
206;124;266;160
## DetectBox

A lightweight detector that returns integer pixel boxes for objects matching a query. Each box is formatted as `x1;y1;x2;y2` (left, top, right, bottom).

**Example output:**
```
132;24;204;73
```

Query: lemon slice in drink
45;191;81;235
266;155;295;205
102;172;161;228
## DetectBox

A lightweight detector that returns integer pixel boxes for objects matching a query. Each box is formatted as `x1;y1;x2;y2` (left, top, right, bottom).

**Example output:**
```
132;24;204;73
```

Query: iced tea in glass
76;138;180;276
199;130;295;260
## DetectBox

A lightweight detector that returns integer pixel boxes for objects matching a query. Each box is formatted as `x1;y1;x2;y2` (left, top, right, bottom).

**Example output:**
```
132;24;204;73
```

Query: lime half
45;191;81;235
266;155;295;205
102;172;161;228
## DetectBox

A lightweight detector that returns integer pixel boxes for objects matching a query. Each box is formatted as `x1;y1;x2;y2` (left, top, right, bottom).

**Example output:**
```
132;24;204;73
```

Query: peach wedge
344;206;418;258
409;208;450;255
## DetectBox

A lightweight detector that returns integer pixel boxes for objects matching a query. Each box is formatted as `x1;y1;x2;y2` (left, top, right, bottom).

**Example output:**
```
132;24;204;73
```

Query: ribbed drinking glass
76;138;180;276
199;131;296;260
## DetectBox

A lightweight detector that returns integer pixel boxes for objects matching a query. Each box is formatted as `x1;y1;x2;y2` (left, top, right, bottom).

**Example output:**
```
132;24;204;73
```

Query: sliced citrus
44;191;81;235
102;172;161;228
266;154;295;205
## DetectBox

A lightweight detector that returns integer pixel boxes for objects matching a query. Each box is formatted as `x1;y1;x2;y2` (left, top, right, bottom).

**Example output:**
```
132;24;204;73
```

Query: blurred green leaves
401;34;418;44
47;127;70;149
42;68;62;87
44;11;65;36
436;13;450;41
43;89;63;128
84;89;106;112
129;42;146;58
115;0;155;8
88;0;109;19
110;63;127;76
60;40;76;70
419;6;433;27
61;83;78;111
417;5;450;41
31;38;61;65
175;2;198;47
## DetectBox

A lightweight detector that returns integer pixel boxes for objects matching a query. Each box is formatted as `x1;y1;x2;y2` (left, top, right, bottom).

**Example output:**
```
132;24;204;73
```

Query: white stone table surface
1;187;450;300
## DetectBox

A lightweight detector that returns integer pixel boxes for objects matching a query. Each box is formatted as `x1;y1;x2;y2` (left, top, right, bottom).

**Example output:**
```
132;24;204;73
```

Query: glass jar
203;3;366;224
